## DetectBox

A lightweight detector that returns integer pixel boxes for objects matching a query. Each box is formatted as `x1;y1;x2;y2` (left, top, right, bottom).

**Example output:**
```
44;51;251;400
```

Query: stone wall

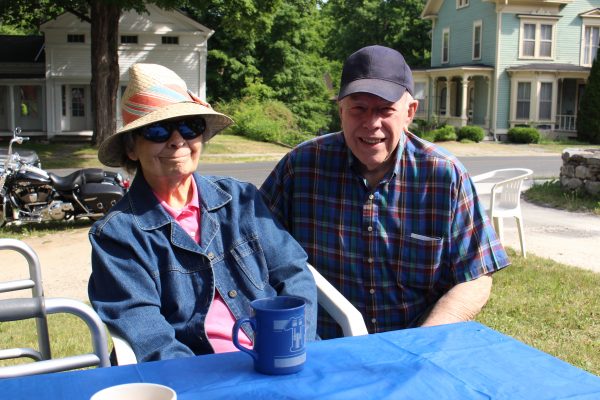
560;148;600;197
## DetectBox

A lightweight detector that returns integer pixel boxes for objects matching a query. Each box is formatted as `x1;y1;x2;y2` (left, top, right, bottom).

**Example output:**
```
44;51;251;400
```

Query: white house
0;5;214;139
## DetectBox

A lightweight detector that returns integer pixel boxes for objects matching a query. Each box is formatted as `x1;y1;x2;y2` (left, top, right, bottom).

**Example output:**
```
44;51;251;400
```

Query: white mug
90;383;176;400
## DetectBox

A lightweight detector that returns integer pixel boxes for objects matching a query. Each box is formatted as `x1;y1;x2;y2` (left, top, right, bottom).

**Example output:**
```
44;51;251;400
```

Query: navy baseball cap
338;45;414;102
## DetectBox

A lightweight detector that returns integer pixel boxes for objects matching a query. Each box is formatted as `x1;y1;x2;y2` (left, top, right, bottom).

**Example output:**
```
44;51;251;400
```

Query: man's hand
420;274;493;327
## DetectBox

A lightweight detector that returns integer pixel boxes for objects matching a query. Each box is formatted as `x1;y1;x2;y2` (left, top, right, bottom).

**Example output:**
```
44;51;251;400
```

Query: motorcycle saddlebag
80;183;124;213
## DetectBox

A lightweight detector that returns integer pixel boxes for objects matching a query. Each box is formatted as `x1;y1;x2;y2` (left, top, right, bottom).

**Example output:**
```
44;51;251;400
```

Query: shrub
412;130;436;142
457;126;485;142
577;49;600;144
218;98;313;147
507;127;540;144
432;125;457;142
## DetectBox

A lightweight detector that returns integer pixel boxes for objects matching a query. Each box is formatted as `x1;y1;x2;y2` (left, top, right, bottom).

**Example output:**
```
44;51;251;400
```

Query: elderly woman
88;64;317;362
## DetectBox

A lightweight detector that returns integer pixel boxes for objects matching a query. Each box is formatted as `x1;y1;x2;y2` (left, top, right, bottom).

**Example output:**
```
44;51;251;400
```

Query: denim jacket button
228;290;238;298
207;252;215;260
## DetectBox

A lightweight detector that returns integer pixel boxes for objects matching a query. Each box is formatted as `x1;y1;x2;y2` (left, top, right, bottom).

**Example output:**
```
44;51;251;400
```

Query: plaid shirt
260;132;509;339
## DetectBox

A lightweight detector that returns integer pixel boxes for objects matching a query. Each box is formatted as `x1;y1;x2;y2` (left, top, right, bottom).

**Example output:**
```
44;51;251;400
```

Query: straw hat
98;63;233;167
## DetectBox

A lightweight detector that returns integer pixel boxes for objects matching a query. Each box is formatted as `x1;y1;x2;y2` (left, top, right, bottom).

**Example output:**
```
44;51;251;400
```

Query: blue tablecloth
1;322;599;399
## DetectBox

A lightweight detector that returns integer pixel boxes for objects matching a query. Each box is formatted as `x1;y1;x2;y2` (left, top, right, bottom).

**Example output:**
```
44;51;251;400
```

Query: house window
71;88;85;117
457;0;469;9
516;82;531;120
583;26;600;66
121;35;138;44
61;86;66;116
414;82;426;116
539;82;552;120
414;82;426;103
67;34;84;43
439;87;447;115
442;28;450;64
519;19;556;59
162;36;179;45
473;21;482;60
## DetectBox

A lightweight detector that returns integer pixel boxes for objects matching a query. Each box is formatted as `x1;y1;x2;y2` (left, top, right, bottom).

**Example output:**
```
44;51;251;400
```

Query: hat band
122;84;191;125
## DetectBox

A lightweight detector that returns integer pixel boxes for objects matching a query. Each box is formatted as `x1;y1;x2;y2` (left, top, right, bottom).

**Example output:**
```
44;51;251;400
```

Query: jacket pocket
397;234;444;289
230;235;268;290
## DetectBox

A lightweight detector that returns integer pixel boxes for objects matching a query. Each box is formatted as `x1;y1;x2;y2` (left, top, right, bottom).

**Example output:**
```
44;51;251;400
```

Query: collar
154;176;200;218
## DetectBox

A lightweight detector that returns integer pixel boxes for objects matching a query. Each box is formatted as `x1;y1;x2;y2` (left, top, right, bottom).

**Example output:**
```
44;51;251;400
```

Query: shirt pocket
229;235;268;290
397;234;444;289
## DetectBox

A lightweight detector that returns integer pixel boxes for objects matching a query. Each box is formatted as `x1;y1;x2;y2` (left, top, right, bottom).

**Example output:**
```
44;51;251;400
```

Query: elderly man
260;45;509;339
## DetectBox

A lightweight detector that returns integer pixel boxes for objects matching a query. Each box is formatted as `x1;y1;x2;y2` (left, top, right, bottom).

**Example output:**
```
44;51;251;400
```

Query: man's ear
407;99;419;120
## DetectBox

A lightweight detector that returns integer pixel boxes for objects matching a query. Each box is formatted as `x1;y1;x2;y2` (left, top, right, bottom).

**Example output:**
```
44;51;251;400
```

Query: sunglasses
138;118;207;143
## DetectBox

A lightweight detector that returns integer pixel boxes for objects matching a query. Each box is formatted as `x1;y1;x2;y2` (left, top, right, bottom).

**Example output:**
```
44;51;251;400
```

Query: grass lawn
477;249;600;376
14;134;290;169
525;180;600;216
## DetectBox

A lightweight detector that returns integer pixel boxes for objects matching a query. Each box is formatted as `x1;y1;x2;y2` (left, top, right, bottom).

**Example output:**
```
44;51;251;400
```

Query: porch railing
556;114;576;131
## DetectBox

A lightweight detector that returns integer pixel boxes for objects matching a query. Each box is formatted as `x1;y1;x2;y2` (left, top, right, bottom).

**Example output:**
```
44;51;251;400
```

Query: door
69;87;87;131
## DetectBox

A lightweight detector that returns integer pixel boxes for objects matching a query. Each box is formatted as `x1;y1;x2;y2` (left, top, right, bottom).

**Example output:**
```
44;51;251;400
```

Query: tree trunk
90;0;120;146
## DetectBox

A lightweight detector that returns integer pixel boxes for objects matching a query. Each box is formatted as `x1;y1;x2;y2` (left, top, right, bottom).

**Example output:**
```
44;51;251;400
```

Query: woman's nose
167;130;185;148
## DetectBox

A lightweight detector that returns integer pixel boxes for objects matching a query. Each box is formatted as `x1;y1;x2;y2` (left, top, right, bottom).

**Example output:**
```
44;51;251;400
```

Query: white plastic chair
471;168;533;257
110;263;369;365
0;239;110;378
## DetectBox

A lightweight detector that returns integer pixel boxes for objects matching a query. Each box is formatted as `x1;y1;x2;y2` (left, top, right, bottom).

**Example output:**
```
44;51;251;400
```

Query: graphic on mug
273;316;305;352
273;316;306;368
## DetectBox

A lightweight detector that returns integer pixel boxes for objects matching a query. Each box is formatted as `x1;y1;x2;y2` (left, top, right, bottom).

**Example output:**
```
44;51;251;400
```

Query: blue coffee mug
232;296;306;375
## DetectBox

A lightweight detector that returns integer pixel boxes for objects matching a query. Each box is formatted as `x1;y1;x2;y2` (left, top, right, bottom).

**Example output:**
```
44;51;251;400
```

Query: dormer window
67;34;84;43
162;36;179;45
120;35;138;44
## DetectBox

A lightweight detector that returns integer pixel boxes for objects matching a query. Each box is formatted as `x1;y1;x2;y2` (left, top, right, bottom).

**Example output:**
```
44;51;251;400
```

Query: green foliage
507;127;540;144
321;0;431;68
186;1;335;135
184;1;281;103
577;50;600;144
457;125;485;142
431;125;457;142
220;98;314;147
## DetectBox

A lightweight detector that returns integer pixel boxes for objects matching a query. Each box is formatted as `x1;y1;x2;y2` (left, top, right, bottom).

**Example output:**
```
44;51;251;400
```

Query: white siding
38;4;213;138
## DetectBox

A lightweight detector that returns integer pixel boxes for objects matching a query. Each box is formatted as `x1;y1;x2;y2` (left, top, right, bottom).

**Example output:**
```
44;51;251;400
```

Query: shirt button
369;194;374;200
371;318;377;324
369;288;375;294
207;252;215;260
228;290;238;298
367;257;373;264
367;226;373;232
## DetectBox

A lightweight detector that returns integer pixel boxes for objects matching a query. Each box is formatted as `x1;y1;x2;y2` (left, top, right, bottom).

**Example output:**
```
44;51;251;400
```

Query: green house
418;0;599;140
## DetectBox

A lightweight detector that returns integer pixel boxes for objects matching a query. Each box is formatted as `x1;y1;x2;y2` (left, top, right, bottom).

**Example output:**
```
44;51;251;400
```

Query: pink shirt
155;179;252;353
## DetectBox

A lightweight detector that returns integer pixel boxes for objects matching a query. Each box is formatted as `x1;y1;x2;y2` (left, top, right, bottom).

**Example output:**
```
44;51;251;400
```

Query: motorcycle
0;127;128;227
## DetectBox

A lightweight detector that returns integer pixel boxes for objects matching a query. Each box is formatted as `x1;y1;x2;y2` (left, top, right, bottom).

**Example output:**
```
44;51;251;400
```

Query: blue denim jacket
88;172;317;362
